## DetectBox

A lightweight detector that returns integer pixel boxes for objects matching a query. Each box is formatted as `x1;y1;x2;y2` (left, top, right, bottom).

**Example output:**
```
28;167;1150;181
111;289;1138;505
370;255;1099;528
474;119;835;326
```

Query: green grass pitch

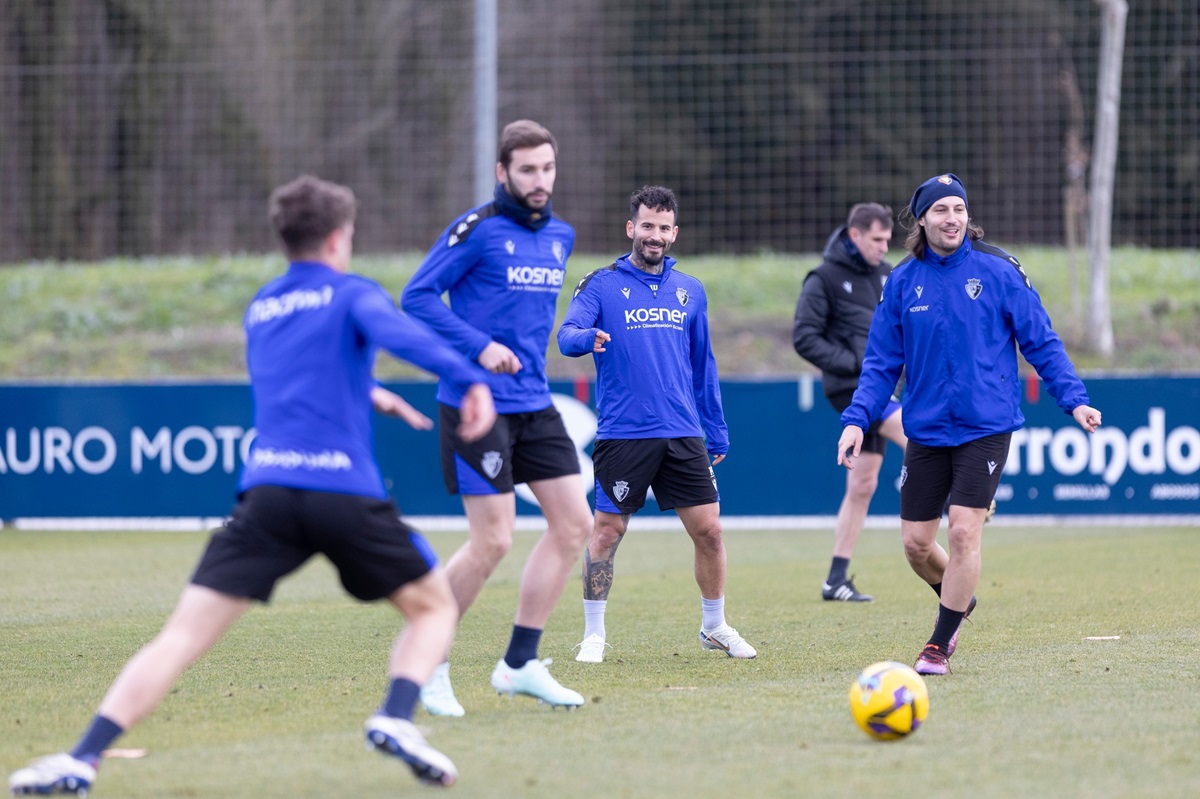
2;523;1198;798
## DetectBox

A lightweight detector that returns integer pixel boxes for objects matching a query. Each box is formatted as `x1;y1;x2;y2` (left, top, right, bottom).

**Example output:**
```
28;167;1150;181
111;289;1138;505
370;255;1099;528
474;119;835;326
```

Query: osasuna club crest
481;451;503;479
552;240;566;264
675;287;689;306
965;278;983;300
612;480;630;502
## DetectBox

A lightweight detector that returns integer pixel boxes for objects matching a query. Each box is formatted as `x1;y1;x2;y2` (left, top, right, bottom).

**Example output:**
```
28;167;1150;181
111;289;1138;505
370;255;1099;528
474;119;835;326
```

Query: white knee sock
583;599;607;639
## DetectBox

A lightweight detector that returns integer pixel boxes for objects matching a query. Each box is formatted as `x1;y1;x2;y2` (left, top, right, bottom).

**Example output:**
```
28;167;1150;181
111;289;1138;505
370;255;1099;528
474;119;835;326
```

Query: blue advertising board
1;376;1197;519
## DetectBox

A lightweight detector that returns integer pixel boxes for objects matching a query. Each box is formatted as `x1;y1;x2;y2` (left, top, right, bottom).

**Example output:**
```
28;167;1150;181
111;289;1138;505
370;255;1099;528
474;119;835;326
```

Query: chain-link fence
0;0;1195;262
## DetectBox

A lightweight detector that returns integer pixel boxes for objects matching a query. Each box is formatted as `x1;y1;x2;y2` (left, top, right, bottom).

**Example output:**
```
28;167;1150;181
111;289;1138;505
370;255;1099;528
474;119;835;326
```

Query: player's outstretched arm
370;386;434;430
837;425;864;470
457;383;497;443
557;273;605;357
1072;404;1102;433
351;282;489;398
557;323;606;357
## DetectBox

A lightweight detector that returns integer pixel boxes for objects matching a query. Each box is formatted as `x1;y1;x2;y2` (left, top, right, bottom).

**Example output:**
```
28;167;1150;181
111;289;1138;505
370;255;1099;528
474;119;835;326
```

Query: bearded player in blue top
9;175;496;795
558;185;756;665
838;173;1102;677
401;120;592;714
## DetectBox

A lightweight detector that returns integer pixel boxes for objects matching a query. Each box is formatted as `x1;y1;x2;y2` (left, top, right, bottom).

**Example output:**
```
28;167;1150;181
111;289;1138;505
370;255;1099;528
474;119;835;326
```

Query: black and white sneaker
364;715;457;787
822;576;873;602
9;753;96;796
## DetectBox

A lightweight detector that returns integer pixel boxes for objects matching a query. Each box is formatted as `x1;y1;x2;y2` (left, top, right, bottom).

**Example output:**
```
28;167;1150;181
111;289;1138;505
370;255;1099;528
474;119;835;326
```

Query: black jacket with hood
792;226;893;400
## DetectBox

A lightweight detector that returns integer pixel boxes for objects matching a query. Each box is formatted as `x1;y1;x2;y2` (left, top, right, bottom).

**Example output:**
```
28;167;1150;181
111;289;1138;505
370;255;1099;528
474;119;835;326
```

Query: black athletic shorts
190;485;437;602
899;433;1012;521
828;388;901;457
439;403;580;495
593;437;719;514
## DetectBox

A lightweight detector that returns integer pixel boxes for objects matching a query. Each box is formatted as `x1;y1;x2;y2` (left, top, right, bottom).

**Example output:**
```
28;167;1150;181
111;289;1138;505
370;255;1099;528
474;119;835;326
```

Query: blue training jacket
240;261;488;498
841;238;1089;447
401;185;575;414
558;255;729;455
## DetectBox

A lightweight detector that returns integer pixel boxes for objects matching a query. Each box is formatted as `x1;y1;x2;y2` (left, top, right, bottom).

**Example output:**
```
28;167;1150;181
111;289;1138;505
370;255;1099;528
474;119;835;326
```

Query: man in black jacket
793;203;904;602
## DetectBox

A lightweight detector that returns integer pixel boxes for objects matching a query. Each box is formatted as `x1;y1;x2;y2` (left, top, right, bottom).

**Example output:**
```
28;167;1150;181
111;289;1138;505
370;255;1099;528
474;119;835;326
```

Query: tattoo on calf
583;550;615;600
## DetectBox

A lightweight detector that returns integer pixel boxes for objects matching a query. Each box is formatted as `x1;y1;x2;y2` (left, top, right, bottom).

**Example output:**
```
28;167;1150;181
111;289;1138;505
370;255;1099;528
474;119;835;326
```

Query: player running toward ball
8;176;495;795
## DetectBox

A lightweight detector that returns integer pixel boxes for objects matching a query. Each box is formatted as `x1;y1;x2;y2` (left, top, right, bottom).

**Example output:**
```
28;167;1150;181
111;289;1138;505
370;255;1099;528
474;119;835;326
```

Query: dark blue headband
910;173;968;220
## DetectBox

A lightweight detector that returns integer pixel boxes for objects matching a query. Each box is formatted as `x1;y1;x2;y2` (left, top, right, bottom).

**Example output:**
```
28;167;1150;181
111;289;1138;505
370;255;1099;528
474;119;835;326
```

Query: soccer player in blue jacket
837;173;1102;676
8;176;496;795
400;120;592;713
559;185;756;663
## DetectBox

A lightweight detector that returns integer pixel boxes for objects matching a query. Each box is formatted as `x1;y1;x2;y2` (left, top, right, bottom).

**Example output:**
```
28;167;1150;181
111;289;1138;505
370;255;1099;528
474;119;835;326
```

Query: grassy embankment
1;247;1197;380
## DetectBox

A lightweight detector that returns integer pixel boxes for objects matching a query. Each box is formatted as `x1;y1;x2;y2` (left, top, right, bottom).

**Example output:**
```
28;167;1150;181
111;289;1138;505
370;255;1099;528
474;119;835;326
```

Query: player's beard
505;178;551;210
633;237;669;269
926;224;964;256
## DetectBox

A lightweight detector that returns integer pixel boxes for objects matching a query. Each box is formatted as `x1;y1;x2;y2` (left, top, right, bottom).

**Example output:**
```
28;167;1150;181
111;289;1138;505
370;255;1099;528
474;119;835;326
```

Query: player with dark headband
838;173;1102;676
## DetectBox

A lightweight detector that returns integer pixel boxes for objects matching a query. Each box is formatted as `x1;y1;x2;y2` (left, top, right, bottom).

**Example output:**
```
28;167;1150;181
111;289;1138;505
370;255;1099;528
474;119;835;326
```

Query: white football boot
699;623;757;658
574;634;610;663
490;658;585;708
419;662;465;717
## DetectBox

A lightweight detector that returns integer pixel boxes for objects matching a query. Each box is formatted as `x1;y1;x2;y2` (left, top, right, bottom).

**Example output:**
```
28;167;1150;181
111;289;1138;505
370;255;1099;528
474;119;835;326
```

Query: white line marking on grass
102;749;148;759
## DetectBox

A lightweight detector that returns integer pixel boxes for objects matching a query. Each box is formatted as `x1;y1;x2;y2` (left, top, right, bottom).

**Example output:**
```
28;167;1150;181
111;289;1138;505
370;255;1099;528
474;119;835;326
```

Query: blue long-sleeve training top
558;254;729;455
841;238;1089;446
240;260;488;498
401;185;575;414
